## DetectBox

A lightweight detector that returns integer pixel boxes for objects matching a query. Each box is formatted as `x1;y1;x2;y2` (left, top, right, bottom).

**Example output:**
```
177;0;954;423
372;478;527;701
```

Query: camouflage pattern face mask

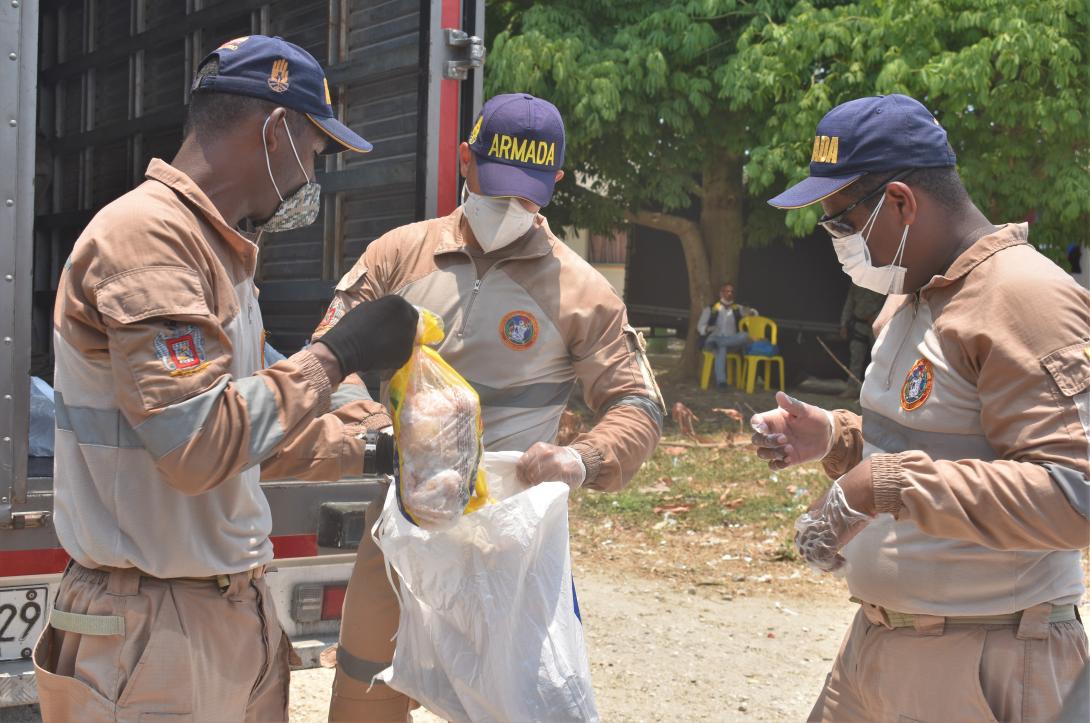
255;114;321;233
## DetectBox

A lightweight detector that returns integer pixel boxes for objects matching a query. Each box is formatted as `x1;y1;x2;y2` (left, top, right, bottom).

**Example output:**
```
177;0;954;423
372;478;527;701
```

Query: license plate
0;586;48;661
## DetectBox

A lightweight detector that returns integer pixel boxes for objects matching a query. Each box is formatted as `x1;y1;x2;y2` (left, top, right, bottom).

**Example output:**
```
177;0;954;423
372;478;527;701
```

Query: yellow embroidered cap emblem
218;36;249;52
468;115;483;145
268;58;290;93
811;135;839;164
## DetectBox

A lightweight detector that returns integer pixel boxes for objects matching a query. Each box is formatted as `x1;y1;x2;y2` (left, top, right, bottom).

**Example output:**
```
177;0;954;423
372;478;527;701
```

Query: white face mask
831;193;911;295
461;183;536;253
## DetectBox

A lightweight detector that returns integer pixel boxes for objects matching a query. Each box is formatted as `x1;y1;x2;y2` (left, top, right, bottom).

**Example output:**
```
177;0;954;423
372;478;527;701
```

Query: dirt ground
288;569;857;722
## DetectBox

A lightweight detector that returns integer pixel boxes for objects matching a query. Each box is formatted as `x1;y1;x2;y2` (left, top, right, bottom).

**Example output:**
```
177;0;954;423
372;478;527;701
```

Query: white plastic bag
373;453;599;723
29;376;55;457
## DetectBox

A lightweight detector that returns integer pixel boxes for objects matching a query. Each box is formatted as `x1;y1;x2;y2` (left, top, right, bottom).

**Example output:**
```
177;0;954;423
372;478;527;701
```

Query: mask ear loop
262;115;285;202
883;223;911;295
281;117;311;183
859;193;886;266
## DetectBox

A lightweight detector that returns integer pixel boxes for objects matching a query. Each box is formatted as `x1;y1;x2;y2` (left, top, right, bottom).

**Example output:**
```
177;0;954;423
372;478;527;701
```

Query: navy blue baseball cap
468;93;566;207
768;94;956;209
192;35;371;154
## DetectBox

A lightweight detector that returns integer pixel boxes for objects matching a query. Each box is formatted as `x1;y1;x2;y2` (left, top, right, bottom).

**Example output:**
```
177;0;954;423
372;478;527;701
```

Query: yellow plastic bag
389;308;488;530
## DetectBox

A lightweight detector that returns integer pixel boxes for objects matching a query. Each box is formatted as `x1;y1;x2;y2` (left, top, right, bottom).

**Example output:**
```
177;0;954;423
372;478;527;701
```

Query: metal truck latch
443;28;485;81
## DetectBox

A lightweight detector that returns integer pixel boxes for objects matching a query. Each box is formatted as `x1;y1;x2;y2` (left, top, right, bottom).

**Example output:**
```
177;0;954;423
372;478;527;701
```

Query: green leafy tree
487;0;791;375
486;0;1090;377
724;0;1090;258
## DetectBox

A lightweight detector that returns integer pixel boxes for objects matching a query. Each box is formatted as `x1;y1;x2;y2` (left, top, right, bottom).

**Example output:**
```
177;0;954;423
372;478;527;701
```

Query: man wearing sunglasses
748;94;1089;721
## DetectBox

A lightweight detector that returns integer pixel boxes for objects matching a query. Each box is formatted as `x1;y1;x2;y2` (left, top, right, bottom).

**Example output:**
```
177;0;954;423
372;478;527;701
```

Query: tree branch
623;209;702;239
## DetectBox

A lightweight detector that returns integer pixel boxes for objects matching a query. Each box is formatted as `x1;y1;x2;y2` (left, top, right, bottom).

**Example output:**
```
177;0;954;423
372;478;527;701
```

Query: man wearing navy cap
314;93;664;721
749;94;1089;721
36;36;417;722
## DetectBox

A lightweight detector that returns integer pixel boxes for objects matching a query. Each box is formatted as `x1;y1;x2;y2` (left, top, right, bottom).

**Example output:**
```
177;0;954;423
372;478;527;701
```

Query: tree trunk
700;155;745;292
625;210;711;380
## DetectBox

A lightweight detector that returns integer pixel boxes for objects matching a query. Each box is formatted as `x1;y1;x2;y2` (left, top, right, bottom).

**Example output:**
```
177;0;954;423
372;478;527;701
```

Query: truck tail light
291;582;348;623
321;583;347;621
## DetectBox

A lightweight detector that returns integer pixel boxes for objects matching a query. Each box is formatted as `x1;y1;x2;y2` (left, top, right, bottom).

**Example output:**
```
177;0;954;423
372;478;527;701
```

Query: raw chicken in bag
388;307;489;530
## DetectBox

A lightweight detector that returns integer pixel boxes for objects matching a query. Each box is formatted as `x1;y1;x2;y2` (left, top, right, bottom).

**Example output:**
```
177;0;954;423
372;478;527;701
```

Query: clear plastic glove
794;481;871;573
749;391;835;470
516;443;586;489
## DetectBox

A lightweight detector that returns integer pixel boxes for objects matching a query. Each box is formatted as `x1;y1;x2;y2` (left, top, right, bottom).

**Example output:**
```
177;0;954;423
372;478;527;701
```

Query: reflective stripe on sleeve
54;392;144;448
1043;462;1090;519
331;383;373;410
601;394;664;431
133;377;230;459
234;376;286;464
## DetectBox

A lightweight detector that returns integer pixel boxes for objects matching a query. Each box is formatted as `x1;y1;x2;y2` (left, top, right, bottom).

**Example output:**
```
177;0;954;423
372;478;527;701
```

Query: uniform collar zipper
883;292;921;390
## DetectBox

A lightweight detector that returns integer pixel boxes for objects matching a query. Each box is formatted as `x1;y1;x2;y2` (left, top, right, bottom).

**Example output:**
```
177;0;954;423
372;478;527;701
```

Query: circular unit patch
900;358;934;411
500;310;539;351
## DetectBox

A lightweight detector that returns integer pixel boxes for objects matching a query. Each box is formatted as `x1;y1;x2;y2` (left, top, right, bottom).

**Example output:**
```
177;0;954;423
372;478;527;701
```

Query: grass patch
572;440;827;535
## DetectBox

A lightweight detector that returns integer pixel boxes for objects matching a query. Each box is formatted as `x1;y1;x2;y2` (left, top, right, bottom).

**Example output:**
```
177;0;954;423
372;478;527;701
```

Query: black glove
362;431;396;476
315;295;418;378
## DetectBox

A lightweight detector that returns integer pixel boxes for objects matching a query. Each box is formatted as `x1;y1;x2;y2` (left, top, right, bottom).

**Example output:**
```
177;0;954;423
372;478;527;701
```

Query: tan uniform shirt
823;224;1089;615
52;159;383;578
314;207;664;491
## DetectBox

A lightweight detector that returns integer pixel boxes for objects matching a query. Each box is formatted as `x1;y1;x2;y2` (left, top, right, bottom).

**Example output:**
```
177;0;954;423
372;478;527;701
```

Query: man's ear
885;181;918;226
459;142;472;176
264;107;288;152
554;169;565;184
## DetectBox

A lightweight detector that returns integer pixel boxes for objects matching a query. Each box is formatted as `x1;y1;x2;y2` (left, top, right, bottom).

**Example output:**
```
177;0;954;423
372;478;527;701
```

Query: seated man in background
697;282;759;387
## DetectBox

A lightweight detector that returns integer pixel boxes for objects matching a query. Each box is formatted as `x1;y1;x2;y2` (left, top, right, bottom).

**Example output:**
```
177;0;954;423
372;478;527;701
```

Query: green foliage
486;0;1090;257
721;0;1090;257
485;1;788;234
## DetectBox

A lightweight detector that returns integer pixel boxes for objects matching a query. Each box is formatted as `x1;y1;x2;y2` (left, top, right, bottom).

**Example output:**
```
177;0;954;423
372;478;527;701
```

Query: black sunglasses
817;169;914;238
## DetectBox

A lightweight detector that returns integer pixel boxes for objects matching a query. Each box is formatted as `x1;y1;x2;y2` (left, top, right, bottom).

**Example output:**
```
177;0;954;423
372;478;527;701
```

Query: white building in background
561;227;627;297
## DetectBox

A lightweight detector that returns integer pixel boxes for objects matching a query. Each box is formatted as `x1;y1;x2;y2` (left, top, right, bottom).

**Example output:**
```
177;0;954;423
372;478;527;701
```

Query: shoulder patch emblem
315;298;345;336
500;310;539;351
154;325;208;376
901;358;934;411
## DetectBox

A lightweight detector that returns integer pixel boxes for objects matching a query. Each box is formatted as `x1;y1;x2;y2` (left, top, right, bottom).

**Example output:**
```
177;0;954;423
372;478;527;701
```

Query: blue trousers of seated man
704;332;752;386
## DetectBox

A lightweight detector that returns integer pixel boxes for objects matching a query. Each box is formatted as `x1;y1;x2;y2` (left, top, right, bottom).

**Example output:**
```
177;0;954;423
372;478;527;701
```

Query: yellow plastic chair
740;316;786;394
700;349;743;390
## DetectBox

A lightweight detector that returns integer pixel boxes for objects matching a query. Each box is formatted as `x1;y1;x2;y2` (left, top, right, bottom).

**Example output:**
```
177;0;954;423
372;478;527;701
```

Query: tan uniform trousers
33;562;290;722
809;601;1089;722
329;486;415;722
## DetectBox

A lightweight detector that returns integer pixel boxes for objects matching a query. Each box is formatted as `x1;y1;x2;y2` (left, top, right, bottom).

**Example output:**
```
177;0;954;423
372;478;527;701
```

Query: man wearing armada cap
750;93;1089;721
314;92;665;721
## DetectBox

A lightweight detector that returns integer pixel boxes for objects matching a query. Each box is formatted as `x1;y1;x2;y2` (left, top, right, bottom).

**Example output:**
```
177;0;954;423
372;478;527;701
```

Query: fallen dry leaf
671;401;700;439
653;504;693;514
712;407;744;422
662;446;688;457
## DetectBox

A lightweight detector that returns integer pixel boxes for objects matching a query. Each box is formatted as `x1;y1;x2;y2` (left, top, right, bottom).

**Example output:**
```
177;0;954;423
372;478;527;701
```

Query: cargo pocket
863;627;999;723
115;591;194;719
1042;341;1090;440
32;624;115;722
